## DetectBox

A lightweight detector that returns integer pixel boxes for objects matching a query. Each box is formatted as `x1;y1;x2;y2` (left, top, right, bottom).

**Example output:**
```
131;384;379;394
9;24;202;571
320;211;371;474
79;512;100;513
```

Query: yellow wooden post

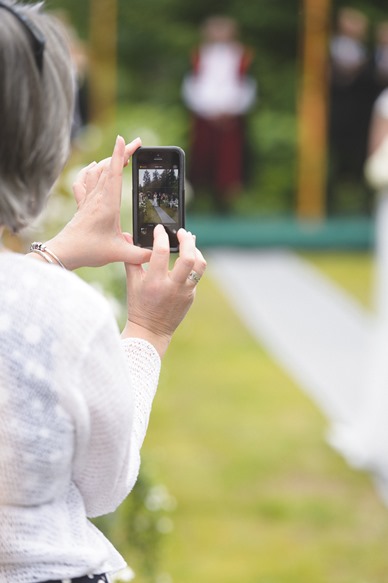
297;0;331;219
88;0;118;124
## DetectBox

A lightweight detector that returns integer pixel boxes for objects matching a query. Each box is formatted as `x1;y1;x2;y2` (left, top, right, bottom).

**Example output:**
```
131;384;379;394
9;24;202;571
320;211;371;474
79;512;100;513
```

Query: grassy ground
116;250;388;583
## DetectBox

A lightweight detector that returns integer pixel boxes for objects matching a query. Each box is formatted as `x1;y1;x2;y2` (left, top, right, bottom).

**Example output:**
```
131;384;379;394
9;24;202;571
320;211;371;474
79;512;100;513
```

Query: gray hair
0;1;74;231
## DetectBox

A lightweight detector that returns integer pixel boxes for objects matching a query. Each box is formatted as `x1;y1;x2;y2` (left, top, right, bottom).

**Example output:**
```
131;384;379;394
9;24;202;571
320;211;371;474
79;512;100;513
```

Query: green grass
301;251;375;310
111;251;388;583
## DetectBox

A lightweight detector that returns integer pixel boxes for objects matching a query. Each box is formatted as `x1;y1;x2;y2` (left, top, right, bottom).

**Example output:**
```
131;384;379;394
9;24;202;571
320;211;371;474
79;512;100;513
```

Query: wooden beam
297;0;331;219
88;0;118;123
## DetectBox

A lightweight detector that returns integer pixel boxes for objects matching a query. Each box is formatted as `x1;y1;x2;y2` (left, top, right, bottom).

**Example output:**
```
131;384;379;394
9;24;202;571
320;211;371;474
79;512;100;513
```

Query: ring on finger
187;270;201;284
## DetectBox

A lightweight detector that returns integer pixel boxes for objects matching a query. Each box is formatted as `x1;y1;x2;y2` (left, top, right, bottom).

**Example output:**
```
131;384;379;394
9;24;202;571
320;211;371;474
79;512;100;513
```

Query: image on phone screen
133;147;185;251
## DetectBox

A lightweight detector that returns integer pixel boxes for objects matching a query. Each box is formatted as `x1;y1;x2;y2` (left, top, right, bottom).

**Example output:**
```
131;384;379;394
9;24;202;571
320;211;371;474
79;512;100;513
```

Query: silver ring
187;270;201;284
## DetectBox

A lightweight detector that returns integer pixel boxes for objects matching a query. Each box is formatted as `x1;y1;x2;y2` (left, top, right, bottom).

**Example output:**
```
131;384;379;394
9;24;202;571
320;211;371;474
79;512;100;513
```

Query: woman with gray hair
0;2;206;583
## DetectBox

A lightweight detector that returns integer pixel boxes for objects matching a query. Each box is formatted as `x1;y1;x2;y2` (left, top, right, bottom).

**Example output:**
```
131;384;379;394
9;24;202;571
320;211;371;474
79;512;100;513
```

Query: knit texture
0;252;161;583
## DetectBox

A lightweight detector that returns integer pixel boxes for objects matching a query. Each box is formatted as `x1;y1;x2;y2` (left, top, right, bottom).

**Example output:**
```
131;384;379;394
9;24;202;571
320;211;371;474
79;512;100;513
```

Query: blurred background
18;0;388;581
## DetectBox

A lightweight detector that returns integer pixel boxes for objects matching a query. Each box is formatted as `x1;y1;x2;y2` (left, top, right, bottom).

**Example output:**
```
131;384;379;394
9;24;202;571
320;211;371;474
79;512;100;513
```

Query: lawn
101;249;388;583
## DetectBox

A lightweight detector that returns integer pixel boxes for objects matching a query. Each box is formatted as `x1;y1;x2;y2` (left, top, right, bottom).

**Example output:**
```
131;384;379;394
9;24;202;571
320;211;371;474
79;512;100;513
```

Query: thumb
123;232;134;244
120;237;151;265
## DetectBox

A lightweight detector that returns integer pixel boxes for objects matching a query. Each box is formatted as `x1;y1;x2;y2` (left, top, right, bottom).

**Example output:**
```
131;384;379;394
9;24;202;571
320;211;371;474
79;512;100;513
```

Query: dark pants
42;573;109;583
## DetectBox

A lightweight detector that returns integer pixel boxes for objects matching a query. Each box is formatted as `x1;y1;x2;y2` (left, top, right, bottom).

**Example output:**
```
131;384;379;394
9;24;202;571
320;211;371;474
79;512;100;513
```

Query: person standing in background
330;88;388;506
371;21;388;97
327;7;376;215
182;16;257;214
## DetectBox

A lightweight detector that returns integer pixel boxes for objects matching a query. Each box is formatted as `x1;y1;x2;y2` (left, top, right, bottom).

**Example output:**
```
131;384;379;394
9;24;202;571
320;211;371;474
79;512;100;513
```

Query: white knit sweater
0;252;161;583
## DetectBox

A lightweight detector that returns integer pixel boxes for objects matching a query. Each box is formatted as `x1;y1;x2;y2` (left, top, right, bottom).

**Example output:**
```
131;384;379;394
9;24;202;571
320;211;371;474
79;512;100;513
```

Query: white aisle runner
208;249;374;428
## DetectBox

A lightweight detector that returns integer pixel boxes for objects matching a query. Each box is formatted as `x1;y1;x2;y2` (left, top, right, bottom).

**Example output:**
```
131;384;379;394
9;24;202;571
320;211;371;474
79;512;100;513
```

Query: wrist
29;241;67;269
121;320;171;358
43;230;79;271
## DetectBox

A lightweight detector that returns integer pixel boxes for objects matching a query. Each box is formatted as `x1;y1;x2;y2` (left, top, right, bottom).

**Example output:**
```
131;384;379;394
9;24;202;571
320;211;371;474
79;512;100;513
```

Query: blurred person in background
182;15;257;214
365;86;388;321
0;2;206;583
327;7;375;215
371;20;388;97
330;86;388;507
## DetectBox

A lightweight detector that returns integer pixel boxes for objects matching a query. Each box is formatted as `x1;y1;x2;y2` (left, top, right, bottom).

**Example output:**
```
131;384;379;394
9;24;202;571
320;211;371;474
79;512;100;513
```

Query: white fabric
329;197;388;504
208;249;372;425
208;248;388;507
0;252;161;583
331;190;388;505
182;42;256;118
374;87;388;119
365;89;388;189
364;136;388;190
330;35;366;69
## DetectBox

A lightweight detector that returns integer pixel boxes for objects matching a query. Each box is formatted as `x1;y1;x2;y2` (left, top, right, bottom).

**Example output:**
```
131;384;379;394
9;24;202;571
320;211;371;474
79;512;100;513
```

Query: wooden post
88;0;118;124
297;0;331;219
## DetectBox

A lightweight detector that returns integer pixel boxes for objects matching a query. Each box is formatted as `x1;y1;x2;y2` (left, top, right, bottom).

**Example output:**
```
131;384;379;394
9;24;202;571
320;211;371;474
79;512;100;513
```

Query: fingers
73;136;140;207
72;161;97;205
143;226;206;286
122;232;134;244
146;224;171;280
122;243;152;265
170;229;207;285
107;134;126;190
90;135;125;208
121;233;152;265
124;137;142;166
169;229;196;284
85;162;103;194
94;136;142;169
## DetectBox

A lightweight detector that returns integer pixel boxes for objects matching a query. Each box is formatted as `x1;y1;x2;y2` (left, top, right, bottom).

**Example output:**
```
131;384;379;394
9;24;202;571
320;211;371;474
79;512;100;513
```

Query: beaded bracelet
30;242;67;269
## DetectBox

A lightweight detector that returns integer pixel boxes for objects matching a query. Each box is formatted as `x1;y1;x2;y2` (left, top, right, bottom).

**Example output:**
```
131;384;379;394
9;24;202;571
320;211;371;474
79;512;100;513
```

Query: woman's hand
122;225;207;357
43;136;151;270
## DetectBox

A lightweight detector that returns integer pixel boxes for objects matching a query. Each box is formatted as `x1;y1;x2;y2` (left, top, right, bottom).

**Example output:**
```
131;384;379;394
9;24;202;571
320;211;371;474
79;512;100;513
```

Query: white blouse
0;252;161;582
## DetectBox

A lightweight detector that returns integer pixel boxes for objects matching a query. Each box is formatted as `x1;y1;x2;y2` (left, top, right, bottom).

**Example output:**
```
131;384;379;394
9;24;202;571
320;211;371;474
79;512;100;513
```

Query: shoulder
0;252;113;325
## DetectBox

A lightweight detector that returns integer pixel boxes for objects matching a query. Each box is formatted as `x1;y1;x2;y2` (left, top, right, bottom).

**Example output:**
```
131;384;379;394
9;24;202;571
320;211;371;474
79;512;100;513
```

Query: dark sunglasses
0;1;45;72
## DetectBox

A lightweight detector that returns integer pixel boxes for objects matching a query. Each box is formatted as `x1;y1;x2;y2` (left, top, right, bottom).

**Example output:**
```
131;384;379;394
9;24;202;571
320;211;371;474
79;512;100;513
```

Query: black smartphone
132;146;185;252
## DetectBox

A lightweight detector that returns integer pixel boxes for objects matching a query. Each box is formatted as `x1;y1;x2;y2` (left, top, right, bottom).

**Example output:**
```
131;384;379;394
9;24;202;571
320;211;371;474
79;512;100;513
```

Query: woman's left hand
122;225;207;357
43;136;151;270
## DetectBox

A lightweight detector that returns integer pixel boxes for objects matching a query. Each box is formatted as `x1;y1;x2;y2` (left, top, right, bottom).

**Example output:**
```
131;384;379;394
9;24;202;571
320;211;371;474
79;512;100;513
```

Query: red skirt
188;114;245;195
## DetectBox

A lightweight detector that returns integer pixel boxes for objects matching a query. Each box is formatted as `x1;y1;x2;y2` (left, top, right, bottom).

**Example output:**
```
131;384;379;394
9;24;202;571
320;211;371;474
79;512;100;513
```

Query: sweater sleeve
70;314;161;518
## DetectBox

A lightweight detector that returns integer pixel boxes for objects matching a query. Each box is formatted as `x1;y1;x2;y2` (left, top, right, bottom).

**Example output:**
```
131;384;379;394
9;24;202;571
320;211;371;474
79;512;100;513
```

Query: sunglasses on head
0;1;45;73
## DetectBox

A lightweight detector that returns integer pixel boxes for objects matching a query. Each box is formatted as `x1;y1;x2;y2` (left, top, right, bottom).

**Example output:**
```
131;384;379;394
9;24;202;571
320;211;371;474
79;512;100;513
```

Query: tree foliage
44;0;388;217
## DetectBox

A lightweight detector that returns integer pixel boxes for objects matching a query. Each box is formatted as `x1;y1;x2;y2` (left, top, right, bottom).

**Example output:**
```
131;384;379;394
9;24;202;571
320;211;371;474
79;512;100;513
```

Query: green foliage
46;0;90;38
115;0;300;107
93;468;175;582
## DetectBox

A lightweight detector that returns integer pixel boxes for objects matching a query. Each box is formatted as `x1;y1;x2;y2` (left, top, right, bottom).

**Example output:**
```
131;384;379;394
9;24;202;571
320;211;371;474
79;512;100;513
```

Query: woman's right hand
41;136;151;270
122;224;207;357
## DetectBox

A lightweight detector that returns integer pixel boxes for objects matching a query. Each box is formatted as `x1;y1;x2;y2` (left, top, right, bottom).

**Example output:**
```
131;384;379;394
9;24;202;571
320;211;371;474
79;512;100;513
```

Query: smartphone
132;146;185;252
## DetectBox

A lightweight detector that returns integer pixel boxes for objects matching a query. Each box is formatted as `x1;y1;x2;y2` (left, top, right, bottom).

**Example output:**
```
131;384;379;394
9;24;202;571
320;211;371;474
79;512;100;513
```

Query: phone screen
132;147;185;251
